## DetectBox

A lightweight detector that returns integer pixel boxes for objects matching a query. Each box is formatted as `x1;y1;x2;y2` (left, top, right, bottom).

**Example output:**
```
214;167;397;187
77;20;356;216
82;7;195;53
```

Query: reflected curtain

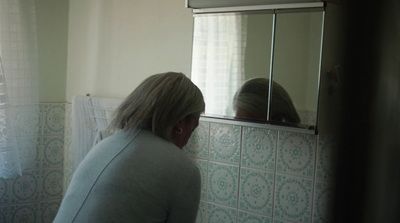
191;14;247;117
0;0;39;178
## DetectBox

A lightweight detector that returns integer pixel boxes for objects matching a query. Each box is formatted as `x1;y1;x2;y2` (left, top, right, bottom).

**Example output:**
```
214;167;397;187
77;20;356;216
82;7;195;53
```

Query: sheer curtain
191;14;247;117
0;0;40;178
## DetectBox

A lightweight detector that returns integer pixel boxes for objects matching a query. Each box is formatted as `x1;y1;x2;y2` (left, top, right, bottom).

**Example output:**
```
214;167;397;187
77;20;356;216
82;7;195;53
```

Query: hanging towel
70;96;122;171
87;97;123;145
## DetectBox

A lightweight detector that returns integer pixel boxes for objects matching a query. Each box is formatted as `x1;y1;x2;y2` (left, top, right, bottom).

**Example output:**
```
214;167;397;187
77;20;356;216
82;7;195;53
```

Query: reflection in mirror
191;12;273;118
190;9;324;129
272;10;324;128
233;78;300;125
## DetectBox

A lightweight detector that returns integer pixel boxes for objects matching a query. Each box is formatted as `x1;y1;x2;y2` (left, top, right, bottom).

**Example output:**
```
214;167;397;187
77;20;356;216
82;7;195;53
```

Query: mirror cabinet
189;2;331;133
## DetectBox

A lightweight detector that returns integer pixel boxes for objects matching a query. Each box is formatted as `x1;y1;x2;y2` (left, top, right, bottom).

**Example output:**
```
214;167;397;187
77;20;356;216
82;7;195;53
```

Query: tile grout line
271;129;280;221
235;125;244;222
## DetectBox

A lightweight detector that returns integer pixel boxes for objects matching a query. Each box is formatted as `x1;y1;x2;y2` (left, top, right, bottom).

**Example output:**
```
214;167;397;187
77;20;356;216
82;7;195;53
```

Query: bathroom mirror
190;8;324;130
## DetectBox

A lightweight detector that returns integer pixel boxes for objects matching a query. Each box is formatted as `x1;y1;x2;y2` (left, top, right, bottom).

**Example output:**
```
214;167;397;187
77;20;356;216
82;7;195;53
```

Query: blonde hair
109;72;205;141
233;78;300;124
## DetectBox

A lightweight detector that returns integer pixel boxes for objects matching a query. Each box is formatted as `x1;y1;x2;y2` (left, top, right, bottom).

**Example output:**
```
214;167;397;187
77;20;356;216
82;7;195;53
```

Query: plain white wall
66;0;194;102
36;0;69;102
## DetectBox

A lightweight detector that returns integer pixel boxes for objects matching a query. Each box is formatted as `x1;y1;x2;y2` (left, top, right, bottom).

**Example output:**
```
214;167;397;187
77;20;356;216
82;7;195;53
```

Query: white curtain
191;14;247;117
0;0;40;178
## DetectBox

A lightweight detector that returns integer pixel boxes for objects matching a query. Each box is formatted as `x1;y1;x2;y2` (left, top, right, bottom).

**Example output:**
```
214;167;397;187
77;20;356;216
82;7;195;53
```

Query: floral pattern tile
209;123;241;164
9;203;40;223
0;206;7;223
207;162;239;207
40;201;61;223
64;103;73;137
63;136;74;194
242;127;277;171
207;202;237;223
239;167;274;216
274;174;313;223
313;181;333;223
12;105;40;137
273;218;294;223
42;136;64;168
10;170;41;204
196;201;207;223
192;158;208;201
2;102;64;223
64;136;73;167
63;170;73;196
316;135;337;181
184;121;209;159
42;104;65;135
238;210;272;223
1;101;337;223
16;136;41;169
277;131;316;177
41;169;63;200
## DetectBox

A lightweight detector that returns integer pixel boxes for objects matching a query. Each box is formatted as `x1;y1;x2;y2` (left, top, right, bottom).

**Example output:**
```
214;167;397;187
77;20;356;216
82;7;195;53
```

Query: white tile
277;131;316;177
239;167;274;215
274;174;313;222
241;127;277;171
207;162;239;207
209;123;241;164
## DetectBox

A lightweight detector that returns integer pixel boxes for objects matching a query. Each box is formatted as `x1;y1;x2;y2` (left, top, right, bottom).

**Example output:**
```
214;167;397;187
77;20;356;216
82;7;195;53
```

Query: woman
54;72;205;223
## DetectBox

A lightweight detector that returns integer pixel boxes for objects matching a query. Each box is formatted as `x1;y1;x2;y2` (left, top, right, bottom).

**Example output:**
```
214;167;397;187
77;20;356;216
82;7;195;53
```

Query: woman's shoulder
136;130;197;167
135;129;184;152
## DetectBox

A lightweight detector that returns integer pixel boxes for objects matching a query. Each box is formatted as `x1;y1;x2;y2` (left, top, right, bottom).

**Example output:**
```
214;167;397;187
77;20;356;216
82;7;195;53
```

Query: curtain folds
0;0;40;178
191;14;247;117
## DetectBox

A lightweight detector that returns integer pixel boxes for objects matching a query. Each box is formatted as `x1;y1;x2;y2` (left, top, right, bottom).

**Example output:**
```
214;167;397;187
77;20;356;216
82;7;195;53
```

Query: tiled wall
3;103;333;223
184;120;335;223
0;103;65;223
63;103;73;195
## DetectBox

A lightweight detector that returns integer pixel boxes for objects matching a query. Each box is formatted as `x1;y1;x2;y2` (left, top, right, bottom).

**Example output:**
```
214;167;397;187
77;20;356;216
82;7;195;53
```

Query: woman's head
233;78;300;124
109;72;205;144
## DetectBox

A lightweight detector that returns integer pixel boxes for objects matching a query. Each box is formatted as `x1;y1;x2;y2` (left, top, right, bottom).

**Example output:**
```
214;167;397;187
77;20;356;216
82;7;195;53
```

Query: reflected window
191;14;248;117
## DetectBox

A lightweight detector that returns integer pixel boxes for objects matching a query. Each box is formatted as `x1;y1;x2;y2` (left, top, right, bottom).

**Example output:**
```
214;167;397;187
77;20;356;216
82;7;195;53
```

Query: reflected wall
273;11;323;126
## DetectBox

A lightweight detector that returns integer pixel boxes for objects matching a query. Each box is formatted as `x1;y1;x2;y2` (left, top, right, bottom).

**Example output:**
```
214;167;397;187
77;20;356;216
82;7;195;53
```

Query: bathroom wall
60;101;335;223
185;118;335;223
2;101;333;223
65;0;194;102
36;0;193;103
0;0;68;222
0;105;334;223
36;0;69;102
0;103;65;223
25;0;336;222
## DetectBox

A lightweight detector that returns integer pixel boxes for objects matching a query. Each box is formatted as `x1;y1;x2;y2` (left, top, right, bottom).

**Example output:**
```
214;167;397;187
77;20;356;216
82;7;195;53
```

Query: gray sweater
54;129;201;223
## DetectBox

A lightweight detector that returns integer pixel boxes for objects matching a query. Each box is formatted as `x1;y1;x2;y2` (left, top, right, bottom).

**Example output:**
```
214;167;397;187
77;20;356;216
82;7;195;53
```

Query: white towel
70;96;122;170
87;97;123;131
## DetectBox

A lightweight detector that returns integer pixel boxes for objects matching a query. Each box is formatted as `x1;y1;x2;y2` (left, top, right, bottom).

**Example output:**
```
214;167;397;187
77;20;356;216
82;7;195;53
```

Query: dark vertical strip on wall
332;0;400;222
